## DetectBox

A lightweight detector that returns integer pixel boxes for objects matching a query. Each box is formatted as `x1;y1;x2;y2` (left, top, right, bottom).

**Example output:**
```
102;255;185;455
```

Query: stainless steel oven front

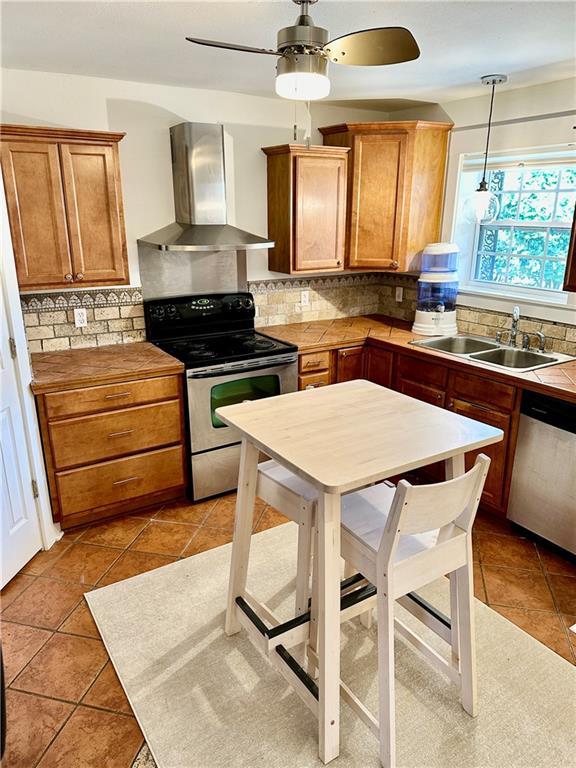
186;353;298;499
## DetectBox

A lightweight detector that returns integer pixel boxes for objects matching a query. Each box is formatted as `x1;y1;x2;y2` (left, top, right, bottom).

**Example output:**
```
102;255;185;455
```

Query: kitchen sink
469;348;558;369
410;334;574;373
413;336;499;355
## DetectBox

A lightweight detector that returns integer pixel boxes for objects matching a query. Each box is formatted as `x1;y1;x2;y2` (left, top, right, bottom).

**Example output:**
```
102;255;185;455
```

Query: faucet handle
534;331;546;352
521;332;531;350
512;305;520;322
495;330;503;344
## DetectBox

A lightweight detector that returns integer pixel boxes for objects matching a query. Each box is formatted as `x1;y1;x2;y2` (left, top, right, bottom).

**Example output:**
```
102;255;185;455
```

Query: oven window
211;375;280;428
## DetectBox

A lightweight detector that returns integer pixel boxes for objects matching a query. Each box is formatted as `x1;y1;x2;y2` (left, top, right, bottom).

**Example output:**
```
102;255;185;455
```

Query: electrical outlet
395;287;404;303
73;308;88;328
301;290;310;307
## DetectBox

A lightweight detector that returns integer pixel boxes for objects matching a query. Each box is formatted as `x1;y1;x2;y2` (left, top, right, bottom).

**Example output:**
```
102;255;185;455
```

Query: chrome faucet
534;331;546;352
510;306;520;347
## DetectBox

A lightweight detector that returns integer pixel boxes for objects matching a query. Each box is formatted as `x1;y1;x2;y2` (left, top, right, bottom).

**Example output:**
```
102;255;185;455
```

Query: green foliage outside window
475;165;575;290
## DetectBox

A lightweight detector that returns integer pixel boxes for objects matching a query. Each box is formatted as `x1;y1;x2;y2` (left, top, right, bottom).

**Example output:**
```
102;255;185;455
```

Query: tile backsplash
20;288;145;353
20;279;575;356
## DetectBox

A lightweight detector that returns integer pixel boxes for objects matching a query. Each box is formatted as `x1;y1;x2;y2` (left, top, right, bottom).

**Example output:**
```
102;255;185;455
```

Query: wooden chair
337;454;490;768
257;459;317;617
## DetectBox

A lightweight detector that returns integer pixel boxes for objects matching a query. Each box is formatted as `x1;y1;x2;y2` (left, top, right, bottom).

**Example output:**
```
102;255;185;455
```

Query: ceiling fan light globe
275;71;330;100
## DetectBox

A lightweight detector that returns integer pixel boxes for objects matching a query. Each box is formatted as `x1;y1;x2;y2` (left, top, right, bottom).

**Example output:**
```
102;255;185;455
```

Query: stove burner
242;337;275;351
188;350;218;360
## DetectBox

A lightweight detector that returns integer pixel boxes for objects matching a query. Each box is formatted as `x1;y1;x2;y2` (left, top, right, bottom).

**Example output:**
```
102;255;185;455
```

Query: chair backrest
378;454;490;567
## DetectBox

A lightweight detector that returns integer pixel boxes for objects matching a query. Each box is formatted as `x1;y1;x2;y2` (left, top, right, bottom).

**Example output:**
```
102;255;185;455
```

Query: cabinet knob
447;400;454;409
337;260;342;266
390;261;399;270
64;273;73;282
75;273;84;281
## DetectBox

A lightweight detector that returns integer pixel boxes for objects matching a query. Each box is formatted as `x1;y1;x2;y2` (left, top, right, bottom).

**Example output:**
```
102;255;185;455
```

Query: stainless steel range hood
137;122;273;252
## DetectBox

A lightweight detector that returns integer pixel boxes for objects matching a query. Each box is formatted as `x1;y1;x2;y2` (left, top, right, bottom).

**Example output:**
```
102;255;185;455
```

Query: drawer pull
112;476;140;486
104;392;131;400
108;429;135;438
304;360;321;368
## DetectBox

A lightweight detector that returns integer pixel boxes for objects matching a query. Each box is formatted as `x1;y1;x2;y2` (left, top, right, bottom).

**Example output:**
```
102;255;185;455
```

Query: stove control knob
242;298;253;309
150;306;165;320
166;304;178;318
232;298;244;310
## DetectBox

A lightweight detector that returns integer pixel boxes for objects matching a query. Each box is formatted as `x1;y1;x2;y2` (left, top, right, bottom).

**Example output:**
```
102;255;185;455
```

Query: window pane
512;229;546;256
498;193;519;219
547;228;571;257
478;226;497;252
560;168;576;189
495;228;513;252
518;192;555;222
555;192;576;222
543;261;567;290
507;257;542;286
475;252;507;282
489;169;522;192
522;169;559;190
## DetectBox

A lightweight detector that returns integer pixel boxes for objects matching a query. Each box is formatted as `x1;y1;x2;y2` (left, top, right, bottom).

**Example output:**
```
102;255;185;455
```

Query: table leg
225;438;259;636
445;453;466;670
317;491;341;764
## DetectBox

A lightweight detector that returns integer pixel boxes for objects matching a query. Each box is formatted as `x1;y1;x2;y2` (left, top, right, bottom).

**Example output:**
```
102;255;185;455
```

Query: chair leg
456;561;477;717
295;507;314;617
377;578;395;768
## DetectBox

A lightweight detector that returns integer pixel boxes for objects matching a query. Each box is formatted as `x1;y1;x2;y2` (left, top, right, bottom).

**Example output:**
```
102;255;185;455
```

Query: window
473;165;576;292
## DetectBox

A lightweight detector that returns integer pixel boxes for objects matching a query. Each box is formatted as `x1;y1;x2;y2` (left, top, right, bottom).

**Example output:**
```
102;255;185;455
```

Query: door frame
1;187;61;551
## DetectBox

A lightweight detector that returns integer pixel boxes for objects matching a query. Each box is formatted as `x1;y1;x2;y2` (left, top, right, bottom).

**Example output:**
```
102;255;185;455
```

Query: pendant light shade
465;74;507;223
275;53;330;100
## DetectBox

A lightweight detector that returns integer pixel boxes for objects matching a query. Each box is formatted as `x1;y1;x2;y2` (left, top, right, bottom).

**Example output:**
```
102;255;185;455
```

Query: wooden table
217;380;503;764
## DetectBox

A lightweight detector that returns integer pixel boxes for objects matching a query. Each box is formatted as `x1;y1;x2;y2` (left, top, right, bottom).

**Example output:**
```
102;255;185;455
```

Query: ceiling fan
186;0;420;101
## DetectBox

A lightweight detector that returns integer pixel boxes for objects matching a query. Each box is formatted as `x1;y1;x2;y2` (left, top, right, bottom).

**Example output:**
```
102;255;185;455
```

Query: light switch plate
395;287;404;302
73;308;88;328
301;290;310;307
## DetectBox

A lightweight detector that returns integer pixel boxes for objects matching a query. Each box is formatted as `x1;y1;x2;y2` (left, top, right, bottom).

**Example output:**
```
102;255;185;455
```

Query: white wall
0;68;389;284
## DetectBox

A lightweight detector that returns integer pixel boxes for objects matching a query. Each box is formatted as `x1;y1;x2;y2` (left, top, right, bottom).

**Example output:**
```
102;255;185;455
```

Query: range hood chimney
137;122;273;252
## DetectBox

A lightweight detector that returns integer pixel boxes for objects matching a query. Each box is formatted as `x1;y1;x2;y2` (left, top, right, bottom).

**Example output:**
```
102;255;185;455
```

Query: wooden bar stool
257;459;317;617
337;454;490;768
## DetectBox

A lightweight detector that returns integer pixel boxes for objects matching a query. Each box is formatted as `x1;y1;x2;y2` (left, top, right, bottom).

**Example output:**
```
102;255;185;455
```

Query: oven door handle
187;359;296;380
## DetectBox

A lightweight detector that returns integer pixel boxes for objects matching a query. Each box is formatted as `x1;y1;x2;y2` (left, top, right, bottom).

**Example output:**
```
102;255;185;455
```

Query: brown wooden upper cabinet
319;121;452;271
1;125;129;290
262;144;349;274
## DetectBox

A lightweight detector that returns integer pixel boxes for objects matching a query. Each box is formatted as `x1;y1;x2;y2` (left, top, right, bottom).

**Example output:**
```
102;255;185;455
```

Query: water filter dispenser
412;243;460;336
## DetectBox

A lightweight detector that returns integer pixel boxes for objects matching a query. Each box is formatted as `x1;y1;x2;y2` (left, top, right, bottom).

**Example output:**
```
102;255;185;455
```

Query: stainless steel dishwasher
507;391;576;554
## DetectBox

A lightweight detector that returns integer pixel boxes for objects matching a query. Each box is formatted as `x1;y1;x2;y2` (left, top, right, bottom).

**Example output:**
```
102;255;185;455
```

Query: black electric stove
144;292;297;369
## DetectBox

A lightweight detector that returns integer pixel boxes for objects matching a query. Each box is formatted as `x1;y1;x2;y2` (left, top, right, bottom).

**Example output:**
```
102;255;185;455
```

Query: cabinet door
60;144;128;284
348;133;407;269
1;141;73;289
364;347;393;387
293;154;346;272
336;346;364;382
447;398;510;510
396;378;445;407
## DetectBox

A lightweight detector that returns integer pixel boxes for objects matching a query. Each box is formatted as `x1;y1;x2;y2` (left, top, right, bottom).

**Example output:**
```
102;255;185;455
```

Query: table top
217;380;504;494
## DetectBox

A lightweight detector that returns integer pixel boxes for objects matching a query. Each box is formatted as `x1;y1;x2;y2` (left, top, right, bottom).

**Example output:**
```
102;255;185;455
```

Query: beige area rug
86;523;576;768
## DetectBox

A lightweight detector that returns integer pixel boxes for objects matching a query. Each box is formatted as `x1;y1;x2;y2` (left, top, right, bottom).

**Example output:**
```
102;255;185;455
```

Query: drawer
299;350;330;373
397;354;448;388
56;445;185;518
49;400;182;469
44;375;181;419
397;379;445;407
448;370;516;412
299;371;331;390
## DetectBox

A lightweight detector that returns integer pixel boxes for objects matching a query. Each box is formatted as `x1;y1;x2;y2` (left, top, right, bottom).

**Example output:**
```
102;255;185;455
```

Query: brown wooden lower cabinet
36;372;187;528
335;346;364;382
364;347;393;387
299;371;331;390
396;378;445;407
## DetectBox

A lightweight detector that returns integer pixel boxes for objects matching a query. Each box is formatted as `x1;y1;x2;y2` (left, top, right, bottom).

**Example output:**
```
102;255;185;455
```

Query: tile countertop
30;342;184;394
265;314;576;404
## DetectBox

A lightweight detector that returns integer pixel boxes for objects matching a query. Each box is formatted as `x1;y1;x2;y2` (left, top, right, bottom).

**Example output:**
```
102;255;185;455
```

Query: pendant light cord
481;81;497;186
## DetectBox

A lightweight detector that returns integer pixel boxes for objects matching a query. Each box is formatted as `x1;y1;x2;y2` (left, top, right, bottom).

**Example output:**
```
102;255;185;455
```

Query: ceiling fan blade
324;27;420;66
185;37;281;56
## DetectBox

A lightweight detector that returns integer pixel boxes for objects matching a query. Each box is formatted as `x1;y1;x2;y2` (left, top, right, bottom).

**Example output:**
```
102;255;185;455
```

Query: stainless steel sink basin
413;336;499;355
409;334;574;372
469;348;558;369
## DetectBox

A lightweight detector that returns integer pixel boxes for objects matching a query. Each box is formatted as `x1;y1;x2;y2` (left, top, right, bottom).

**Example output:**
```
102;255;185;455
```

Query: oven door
187;358;297;453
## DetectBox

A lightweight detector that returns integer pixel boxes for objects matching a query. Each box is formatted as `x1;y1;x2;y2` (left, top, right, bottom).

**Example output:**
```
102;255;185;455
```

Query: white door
0;287;42;587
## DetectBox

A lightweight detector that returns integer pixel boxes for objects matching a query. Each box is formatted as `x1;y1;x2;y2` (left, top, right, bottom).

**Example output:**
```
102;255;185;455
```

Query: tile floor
1;497;575;767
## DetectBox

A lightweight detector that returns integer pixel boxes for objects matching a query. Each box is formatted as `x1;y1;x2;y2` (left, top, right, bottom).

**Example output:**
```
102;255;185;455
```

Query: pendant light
464;74;508;223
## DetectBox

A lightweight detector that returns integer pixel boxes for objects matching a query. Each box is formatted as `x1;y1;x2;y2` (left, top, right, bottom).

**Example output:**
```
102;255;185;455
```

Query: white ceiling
2;1;575;105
